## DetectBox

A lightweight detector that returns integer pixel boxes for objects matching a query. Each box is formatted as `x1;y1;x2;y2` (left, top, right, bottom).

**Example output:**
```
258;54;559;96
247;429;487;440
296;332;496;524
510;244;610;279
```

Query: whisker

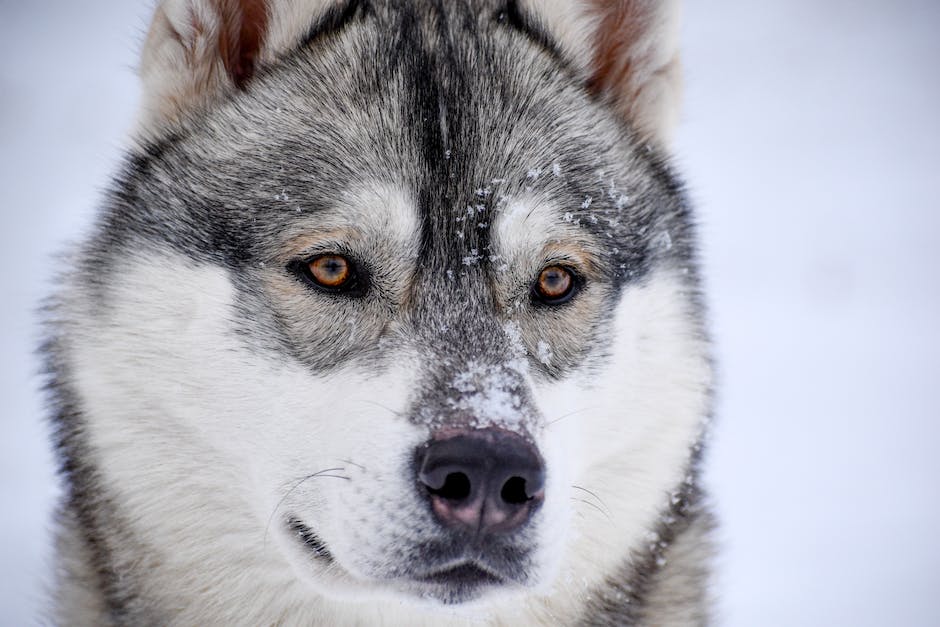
340;458;367;472
263;467;347;548
521;205;537;225
356;399;400;417
571;497;614;524
571;484;611;515
546;406;600;427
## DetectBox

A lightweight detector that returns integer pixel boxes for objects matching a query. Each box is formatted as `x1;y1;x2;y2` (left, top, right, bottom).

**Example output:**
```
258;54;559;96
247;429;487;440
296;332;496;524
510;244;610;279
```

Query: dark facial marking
494;0;567;68
302;0;371;49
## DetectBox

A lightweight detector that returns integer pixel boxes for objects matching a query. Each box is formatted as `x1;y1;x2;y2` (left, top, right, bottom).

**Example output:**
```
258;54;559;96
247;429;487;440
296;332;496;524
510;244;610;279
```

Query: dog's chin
282;517;528;606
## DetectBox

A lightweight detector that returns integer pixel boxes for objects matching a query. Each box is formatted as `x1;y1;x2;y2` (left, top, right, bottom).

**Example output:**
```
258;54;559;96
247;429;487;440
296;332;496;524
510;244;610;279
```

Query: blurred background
1;1;938;624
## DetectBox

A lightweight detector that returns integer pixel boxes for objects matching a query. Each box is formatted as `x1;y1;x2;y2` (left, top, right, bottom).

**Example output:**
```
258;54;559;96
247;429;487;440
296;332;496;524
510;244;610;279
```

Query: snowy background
2;1;938;624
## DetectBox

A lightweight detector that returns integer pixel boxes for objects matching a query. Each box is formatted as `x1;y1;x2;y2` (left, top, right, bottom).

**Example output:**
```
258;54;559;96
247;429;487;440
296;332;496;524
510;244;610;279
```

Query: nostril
499;476;531;505
416;429;545;534
428;472;472;501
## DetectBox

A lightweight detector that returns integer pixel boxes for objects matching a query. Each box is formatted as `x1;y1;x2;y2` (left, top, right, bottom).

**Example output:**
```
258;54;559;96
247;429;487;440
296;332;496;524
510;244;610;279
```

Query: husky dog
45;0;712;624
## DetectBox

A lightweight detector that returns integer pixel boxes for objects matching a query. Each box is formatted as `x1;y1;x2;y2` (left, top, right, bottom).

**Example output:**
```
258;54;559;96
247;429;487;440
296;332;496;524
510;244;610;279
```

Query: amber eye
306;254;353;289
533;265;576;304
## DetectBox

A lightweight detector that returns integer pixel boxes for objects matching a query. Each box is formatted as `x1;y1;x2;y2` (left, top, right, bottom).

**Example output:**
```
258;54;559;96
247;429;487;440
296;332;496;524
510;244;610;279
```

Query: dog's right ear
137;0;331;140
522;0;683;150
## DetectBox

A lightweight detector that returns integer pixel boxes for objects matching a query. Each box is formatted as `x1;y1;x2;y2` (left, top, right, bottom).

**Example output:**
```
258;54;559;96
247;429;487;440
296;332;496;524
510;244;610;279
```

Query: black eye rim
288;254;367;296
531;265;581;306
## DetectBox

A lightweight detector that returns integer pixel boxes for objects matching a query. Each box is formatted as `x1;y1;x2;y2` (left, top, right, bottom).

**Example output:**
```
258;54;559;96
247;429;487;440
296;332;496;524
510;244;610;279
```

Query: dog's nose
416;429;544;535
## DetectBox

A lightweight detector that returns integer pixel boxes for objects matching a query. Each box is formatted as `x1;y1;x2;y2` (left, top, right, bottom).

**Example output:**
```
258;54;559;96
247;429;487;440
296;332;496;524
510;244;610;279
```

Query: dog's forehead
236;2;623;270
117;0;670;298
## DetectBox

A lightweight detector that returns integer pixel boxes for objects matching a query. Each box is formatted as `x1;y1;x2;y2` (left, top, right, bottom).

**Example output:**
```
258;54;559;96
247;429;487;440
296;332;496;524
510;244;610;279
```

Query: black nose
416;429;545;535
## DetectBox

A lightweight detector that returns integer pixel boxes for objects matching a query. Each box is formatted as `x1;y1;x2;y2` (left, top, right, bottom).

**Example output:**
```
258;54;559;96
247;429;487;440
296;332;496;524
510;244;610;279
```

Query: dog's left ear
138;0;267;138
523;0;682;149
137;0;331;140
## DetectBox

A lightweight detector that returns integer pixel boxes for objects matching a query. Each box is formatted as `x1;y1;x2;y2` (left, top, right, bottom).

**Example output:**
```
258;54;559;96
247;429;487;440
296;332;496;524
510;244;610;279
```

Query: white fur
59;236;707;624
531;273;710;621
492;198;710;622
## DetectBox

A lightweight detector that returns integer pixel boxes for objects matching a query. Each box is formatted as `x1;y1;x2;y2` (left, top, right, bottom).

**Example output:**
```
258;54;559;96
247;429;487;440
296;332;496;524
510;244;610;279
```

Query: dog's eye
532;265;577;305
293;254;361;293
309;255;350;287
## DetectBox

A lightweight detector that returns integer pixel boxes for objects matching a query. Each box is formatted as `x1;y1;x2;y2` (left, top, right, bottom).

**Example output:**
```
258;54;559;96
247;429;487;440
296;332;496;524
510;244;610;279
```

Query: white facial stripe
343;184;420;252
493;197;578;272
492;197;565;269
276;183;420;261
492;197;603;287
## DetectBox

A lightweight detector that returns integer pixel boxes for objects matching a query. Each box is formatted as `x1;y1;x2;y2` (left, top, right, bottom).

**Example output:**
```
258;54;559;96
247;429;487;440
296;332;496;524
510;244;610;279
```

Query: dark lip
287;517;334;561
415;561;505;587
409;560;513;604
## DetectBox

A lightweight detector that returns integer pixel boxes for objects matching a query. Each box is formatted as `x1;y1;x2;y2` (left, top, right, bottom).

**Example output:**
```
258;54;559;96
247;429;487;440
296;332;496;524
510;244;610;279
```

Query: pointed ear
588;0;682;148
138;0;267;137
136;0;330;139
524;0;683;149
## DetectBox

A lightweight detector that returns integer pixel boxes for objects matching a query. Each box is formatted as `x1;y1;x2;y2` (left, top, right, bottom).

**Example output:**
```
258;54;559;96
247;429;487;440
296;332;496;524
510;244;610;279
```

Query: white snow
447;357;528;430
536;341;553;366
653;230;672;251
461;249;481;266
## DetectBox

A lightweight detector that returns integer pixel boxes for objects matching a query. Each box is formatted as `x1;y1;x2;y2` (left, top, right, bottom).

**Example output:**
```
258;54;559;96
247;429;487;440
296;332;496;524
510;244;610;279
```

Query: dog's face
63;0;708;611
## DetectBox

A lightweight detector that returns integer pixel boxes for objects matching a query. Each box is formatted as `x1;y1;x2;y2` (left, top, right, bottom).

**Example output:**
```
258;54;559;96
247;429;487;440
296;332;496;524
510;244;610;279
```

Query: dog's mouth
286;516;523;603
416;560;504;587
411;560;509;603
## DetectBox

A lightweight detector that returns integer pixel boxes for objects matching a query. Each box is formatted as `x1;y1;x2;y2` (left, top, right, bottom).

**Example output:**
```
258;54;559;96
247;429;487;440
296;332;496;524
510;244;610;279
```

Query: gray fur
46;0;712;624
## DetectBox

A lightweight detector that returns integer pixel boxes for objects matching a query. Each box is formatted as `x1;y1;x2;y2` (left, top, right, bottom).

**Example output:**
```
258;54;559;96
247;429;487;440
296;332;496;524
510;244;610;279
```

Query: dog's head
61;0;708;611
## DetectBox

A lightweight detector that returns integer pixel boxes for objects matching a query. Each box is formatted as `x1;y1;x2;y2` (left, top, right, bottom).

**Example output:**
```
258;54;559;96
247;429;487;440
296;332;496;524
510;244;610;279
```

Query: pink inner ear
216;0;269;88
586;1;644;100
